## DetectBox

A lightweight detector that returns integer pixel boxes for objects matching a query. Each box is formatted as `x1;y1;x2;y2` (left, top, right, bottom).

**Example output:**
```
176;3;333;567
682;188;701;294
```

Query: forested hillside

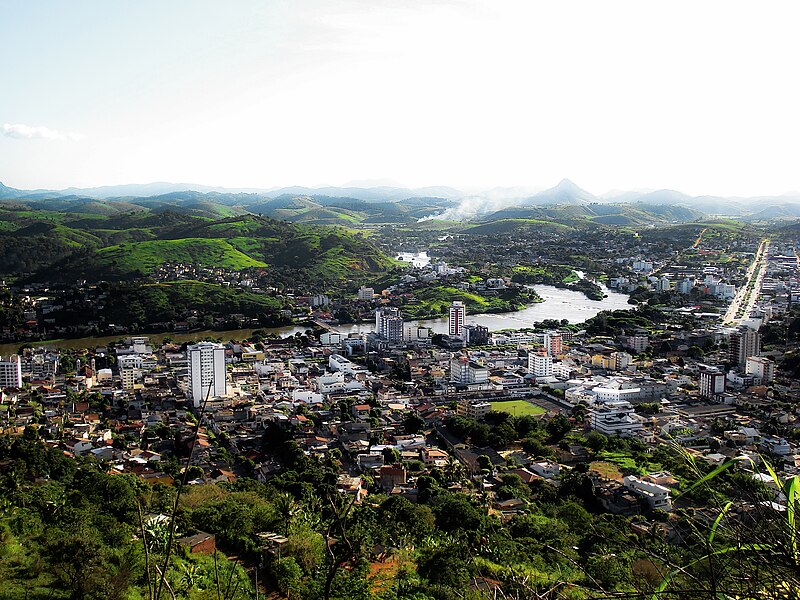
0;204;394;282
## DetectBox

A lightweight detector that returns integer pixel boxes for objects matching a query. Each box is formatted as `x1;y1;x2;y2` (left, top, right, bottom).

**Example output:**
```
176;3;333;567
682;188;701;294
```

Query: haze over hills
3;179;800;225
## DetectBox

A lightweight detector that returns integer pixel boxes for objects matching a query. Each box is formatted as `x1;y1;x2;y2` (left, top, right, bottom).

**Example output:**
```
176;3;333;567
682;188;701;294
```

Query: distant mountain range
2;178;800;222
0;181;463;202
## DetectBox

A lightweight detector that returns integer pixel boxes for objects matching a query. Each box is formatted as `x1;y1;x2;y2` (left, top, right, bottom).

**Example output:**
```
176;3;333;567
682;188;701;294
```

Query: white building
529;352;553;378
621;335;649;353
678;278;696;295
611;351;633;371
117;354;144;370
712;283;736;300
292;389;324;404
375;307;404;342
405;326;433;345
588;401;643;437
319;332;343;347
187;342;227;407
449;301;466;337
310;294;330;307
623;475;672;510
329;354;368;375
450;356;488;384
530;461;560;479
0;355;23;389
699;369;726;399
456;398;491;420
745;356;774;384
357;286;375;300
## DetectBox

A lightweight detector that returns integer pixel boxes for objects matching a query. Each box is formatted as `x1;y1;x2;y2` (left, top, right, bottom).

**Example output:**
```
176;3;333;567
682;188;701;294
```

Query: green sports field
489;400;546;416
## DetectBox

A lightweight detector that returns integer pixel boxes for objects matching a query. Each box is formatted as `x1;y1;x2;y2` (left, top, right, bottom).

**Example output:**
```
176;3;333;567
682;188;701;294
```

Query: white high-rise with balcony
449;301;465;337
187;342;227;407
0;355;23;389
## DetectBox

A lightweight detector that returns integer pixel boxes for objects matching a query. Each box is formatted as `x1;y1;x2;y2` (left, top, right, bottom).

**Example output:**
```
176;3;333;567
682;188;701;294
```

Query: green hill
0;206;395;282
96;238;268;275
477;203;707;229
465;219;573;235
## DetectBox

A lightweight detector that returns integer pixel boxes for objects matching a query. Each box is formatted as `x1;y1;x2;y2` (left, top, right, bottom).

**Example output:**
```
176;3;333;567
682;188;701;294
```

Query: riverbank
335;283;631;335
399;284;542;320
511;265;605;301
0;325;308;356
1;283;630;354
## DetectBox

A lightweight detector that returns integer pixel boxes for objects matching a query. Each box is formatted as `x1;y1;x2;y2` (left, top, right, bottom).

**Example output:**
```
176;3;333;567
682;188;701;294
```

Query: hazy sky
2;0;800;196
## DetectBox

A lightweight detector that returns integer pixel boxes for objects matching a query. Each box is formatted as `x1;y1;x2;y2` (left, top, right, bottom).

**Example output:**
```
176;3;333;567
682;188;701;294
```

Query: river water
335;283;631;335
0;283;630;354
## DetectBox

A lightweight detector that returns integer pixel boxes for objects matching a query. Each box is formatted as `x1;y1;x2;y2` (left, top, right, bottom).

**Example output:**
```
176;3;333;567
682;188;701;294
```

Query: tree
44;534;116;600
432;493;484;535
585;431;609;452
403;413;425;434
546;414;572;441
417;543;472;589
477;454;492;472
378;496;435;546
271;556;303;597
382;446;401;464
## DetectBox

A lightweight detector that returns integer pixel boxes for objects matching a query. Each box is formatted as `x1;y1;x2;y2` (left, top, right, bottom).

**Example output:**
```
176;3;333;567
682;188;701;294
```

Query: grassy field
489;400;546;416
96;238;268;273
589;460;623;481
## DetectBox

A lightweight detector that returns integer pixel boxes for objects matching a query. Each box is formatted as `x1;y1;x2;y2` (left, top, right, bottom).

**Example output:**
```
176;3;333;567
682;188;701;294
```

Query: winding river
0;282;630;354
334;282;631;335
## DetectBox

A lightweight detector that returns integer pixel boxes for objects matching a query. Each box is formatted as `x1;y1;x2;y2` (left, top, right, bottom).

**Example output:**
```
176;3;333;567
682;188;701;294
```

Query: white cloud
2;122;85;141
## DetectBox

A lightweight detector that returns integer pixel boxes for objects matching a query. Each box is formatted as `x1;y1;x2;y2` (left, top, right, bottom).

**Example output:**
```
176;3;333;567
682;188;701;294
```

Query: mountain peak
522;178;595;206
555;178;581;189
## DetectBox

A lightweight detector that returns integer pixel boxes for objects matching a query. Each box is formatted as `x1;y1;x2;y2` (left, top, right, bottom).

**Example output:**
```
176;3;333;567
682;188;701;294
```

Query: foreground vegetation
4;411;800;600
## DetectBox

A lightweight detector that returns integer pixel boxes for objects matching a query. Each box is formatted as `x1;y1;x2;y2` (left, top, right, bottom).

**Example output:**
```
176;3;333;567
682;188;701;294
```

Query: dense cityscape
4;1;800;598
2;192;800;597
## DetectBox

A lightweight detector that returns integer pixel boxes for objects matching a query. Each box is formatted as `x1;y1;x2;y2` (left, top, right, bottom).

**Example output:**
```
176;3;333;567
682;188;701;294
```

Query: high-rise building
529;351;553;378
729;327;760;367
464;324;489;346
745;356;775;384
449;301;466;338
611;351;633;371
699;369;725;399
0;355;23;389
544;332;563;356
187;342;227;407
121;368;138;390
375;307;404;342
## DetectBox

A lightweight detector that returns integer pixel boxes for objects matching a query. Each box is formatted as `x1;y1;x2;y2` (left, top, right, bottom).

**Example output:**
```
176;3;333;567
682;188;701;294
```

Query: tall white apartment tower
375;307;404;342
529;352;553;378
449;301;466;337
187;342;227;407
0;355;23;389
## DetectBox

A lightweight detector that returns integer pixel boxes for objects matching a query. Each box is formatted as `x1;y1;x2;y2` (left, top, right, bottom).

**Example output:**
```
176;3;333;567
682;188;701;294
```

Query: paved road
723;238;769;325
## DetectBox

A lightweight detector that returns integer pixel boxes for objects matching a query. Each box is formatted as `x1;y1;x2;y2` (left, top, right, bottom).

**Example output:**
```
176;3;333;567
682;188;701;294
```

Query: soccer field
489;400;547;416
